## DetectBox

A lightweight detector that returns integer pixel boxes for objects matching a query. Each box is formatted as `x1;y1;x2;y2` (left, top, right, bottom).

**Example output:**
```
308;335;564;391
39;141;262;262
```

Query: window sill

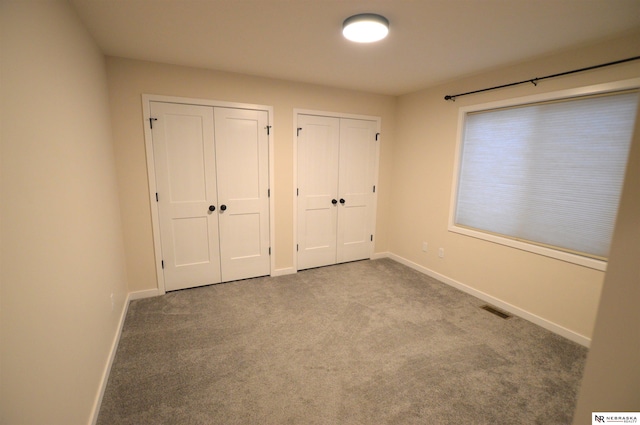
448;224;607;272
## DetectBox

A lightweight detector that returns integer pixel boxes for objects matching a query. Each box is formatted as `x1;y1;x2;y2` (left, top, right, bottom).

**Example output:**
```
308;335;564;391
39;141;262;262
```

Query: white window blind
454;90;638;261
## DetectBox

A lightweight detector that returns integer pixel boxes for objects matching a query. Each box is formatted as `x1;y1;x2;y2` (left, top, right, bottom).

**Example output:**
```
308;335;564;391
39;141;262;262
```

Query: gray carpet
97;258;587;424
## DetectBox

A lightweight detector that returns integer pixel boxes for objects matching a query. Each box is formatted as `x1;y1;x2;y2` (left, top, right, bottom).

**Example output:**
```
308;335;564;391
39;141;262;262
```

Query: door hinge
268;188;270;198
296;188;299;196
375;132;380;141
296;244;299;252
371;235;373;241
266;125;272;135
155;192;159;202
149;117;158;129
161;260;164;269
269;247;271;255
297;127;302;137
373;185;376;193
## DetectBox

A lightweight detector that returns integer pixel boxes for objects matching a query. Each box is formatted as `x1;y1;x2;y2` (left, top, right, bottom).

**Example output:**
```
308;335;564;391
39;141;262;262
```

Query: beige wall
106;57;396;292
572;89;640;423
391;32;640;341
0;1;129;424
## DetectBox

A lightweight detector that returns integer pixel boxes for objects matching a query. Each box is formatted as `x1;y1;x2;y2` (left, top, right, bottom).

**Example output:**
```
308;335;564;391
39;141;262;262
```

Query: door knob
220;204;227;211
339;198;345;204
332;199;338;205
208;205;216;212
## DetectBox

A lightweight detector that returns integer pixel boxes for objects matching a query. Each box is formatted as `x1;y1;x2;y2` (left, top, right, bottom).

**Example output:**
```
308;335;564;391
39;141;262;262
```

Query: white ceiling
71;0;640;96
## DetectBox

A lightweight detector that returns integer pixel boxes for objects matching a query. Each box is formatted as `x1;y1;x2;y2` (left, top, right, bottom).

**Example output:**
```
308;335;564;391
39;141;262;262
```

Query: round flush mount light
342;13;389;43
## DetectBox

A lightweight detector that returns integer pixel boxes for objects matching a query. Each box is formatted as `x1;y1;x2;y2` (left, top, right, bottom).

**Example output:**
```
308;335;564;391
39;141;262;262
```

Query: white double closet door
150;101;270;291
297;114;378;270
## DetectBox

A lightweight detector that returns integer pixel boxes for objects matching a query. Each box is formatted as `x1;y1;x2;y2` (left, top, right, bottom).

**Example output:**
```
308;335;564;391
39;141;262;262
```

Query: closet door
337;118;378;263
150;101;222;291
214;107;271;281
296;114;378;270
296;115;340;270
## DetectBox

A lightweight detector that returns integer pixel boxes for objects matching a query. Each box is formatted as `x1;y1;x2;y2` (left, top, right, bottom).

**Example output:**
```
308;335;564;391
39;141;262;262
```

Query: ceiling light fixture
342;13;389;43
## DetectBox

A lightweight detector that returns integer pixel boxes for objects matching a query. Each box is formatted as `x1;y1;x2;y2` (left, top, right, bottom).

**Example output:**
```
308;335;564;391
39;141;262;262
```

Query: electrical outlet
422;242;428;252
438;248;444;258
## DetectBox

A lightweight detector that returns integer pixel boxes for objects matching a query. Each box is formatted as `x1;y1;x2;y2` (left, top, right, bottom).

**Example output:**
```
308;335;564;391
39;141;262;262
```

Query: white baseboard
272;267;296;277
89;287;159;424
371;251;390;260
89;292;132;425
129;288;160;300
378;252;591;347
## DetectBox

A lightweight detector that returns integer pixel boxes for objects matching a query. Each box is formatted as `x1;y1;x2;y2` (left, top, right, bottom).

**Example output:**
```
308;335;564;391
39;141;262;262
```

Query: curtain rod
444;56;640;101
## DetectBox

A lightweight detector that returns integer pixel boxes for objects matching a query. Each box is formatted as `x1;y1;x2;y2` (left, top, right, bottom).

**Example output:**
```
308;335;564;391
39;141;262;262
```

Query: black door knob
208;205;216;212
220;204;227;211
339;198;345;204
332;199;338;205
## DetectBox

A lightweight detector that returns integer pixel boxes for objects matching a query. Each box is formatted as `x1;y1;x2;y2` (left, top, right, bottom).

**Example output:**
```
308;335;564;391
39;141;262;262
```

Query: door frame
292;108;381;272
143;94;275;294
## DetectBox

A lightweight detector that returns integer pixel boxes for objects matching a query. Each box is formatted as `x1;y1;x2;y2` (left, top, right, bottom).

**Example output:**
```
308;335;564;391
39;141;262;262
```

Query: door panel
337;118;377;262
297;115;340;270
150;102;221;291
172;217;211;266
214;107;270;281
164;114;207;202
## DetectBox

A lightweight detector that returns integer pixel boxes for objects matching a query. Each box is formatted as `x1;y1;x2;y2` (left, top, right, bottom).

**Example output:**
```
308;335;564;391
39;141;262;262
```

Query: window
450;84;639;270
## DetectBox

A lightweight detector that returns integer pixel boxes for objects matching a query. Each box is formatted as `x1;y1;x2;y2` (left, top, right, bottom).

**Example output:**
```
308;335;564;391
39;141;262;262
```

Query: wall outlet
438;248;444;258
422;242;428;252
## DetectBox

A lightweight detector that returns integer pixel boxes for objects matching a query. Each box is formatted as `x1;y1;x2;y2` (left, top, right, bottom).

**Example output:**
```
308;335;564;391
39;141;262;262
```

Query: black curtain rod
444;56;640;101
